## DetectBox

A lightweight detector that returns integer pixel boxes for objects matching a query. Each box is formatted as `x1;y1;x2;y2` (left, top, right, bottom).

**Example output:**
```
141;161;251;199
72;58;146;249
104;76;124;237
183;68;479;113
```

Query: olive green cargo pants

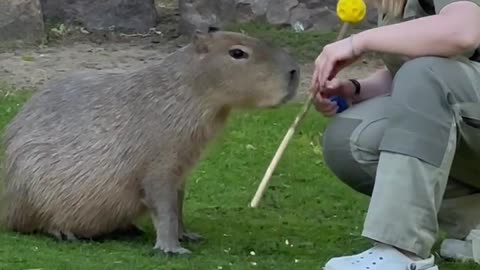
322;56;480;259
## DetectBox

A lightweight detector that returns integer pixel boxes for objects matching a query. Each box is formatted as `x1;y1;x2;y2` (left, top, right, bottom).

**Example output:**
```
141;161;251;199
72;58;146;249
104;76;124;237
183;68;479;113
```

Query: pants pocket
452;102;480;155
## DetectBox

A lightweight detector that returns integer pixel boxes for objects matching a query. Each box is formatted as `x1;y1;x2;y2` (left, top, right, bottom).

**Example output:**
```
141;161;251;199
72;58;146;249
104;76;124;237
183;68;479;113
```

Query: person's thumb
322;79;341;97
325;78;341;89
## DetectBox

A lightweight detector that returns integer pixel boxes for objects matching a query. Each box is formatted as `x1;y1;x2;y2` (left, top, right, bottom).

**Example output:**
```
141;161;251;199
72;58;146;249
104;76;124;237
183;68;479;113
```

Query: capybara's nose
287;67;300;90
289;69;298;82
281;67;299;104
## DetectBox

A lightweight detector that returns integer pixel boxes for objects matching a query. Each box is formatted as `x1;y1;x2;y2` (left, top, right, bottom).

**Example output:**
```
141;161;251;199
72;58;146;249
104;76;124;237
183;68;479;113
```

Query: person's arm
353;1;480;58
350;67;393;104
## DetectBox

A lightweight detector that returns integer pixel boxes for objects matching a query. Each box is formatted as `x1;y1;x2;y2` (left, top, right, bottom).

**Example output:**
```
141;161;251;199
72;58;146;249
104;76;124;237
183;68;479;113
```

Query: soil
0;0;383;101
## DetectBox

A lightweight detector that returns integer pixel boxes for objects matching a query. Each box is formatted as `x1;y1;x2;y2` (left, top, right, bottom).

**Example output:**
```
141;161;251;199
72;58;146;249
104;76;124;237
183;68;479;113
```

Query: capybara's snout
277;51;300;104
285;65;300;102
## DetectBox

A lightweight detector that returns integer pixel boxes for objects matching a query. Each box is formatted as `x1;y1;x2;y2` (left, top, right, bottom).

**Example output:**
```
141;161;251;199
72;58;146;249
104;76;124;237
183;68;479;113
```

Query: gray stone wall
40;0;160;33
0;0;45;44
179;0;378;35
0;0;378;45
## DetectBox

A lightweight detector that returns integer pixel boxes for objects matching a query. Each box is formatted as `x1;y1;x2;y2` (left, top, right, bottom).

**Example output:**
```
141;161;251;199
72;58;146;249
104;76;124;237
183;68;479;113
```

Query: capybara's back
1;29;300;252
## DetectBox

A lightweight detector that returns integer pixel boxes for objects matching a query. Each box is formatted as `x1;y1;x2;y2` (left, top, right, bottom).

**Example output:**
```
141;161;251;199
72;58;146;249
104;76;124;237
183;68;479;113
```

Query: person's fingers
315;53;328;89
324;106;339;117
313;92;332;111
320;55;335;89
325;78;340;89
324;80;347;99
312;91;323;107
324;100;339;116
314;93;338;114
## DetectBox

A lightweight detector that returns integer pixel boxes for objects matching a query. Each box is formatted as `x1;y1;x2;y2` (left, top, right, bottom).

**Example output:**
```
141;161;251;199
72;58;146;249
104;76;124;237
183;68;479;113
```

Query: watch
349;79;361;95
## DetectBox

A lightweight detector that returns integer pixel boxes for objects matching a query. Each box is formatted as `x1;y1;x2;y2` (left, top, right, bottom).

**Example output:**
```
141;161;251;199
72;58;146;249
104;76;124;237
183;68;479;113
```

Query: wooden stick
249;22;351;208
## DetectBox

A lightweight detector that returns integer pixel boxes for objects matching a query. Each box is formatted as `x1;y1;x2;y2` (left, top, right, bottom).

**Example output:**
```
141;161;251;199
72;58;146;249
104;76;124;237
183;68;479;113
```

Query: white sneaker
440;239;474;262
324;243;439;270
440;229;480;263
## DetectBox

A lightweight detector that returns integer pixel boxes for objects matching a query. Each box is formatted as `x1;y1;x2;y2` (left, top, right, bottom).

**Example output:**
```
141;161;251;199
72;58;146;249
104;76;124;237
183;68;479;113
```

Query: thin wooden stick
249;22;351;208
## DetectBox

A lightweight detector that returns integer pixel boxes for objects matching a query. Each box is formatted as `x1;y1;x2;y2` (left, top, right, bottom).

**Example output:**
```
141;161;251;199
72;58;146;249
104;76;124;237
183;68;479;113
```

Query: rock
179;0;234;35
289;3;313;29
40;0;160;33
0;0;45;44
179;0;378;35
266;0;298;25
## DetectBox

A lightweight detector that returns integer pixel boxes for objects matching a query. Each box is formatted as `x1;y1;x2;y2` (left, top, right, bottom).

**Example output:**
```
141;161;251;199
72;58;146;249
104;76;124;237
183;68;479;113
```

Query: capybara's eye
229;49;249;59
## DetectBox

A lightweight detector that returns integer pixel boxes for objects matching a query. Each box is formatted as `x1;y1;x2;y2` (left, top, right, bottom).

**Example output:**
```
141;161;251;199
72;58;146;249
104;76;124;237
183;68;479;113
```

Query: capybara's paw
48;229;79;241
180;231;203;243
154;242;191;256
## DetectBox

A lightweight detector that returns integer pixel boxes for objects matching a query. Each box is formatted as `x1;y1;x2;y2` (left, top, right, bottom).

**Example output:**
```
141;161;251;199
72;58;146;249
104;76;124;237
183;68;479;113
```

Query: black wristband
349;79;361;95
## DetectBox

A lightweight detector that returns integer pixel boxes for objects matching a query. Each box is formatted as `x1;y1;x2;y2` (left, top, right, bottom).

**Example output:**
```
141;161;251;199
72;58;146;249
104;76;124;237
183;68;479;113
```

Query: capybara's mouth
279;89;296;105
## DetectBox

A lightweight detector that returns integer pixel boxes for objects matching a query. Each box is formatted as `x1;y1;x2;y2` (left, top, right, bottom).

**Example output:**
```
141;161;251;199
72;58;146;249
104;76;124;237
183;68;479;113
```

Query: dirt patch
0;0;383;101
0;40;178;90
0;37;381;101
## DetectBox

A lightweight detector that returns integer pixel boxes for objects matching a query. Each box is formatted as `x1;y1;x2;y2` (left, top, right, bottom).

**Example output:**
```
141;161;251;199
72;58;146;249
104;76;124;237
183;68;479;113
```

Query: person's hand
311;78;356;117
312;36;362;90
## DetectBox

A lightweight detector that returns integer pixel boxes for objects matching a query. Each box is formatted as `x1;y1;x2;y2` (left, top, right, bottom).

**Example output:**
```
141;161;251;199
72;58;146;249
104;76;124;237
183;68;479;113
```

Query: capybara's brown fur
1;28;300;254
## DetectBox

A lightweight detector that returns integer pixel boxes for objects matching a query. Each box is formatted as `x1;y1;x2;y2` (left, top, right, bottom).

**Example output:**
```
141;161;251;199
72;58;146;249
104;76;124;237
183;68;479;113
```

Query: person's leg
322;93;480;200
323;94;480;263
322;94;392;197
438;115;480;263
322;86;480;265
362;56;480;259
323;101;480;238
324;56;480;270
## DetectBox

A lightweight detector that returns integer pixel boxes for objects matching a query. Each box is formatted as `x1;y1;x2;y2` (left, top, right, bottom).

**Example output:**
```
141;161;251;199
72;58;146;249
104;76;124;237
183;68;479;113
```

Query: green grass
0;87;477;269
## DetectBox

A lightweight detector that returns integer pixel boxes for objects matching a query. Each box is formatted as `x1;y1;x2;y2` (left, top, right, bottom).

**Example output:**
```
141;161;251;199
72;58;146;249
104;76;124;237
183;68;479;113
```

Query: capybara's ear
193;29;211;54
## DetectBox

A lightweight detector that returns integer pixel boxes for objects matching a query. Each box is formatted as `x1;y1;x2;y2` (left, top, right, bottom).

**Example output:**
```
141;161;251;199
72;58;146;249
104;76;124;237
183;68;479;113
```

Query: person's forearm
352;67;393;103
353;3;480;58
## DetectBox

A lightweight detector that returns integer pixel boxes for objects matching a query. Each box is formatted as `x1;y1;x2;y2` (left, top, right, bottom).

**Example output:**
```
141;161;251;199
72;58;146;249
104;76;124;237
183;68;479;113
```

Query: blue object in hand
330;96;349;113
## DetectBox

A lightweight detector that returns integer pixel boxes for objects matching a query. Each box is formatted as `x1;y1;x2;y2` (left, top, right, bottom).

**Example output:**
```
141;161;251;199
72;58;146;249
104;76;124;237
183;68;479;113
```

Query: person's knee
322;116;377;196
396;56;449;77
383;57;457;167
392;56;451;102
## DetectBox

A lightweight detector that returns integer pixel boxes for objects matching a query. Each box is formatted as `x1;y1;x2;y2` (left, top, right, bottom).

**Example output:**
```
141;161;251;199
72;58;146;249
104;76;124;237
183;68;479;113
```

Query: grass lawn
0;85;477;270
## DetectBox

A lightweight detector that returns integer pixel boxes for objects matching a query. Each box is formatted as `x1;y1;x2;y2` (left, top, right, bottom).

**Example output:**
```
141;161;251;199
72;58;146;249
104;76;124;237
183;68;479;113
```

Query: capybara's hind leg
47;229;79;241
177;189;203;243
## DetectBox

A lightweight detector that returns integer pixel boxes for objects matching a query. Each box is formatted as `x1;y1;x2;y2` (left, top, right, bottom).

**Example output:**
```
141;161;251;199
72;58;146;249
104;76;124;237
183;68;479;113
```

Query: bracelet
349;79;361;95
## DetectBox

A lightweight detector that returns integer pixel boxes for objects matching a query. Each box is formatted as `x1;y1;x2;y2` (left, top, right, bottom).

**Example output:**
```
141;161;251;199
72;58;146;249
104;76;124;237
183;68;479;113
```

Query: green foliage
0;86;475;270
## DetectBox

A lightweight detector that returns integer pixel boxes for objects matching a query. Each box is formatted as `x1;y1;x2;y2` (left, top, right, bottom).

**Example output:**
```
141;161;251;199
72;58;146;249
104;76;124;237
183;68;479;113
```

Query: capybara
1;28;300;254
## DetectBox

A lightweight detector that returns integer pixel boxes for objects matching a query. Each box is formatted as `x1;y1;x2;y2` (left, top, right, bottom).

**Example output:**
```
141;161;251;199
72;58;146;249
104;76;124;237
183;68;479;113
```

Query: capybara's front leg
177;188;203;243
142;173;190;255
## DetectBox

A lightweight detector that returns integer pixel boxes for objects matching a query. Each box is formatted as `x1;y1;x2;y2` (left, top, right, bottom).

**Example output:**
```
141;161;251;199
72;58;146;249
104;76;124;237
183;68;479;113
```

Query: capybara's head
190;27;300;108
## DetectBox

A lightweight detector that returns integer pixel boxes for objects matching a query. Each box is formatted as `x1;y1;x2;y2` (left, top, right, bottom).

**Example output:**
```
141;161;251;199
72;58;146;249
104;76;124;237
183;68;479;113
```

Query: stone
265;0;298;25
179;0;234;35
40;0;160;34
0;0;45;43
309;7;340;32
289;3;313;30
178;0;378;35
